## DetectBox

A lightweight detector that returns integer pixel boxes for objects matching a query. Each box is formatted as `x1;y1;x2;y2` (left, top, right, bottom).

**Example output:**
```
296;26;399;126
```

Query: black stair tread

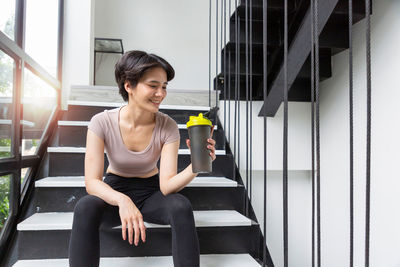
236;1;366;21
33;177;244;212
56;126;226;150
16;224;261;259
48;153;236;178
229;14;281;46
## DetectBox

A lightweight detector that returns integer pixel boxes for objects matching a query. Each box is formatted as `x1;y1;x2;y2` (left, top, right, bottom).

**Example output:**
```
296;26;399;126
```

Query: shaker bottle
186;113;213;173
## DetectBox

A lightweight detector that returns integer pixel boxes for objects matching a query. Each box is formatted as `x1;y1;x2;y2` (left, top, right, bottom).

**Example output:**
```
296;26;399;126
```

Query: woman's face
125;67;168;112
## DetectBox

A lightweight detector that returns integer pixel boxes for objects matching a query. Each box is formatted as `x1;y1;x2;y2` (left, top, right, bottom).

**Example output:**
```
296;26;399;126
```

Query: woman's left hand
207;125;217;162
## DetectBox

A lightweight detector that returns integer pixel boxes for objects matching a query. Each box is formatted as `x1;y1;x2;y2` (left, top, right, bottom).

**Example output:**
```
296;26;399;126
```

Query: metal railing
209;0;373;266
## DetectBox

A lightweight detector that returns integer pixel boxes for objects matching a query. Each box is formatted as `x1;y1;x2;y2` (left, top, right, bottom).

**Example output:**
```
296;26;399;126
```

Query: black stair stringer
223;135;275;266
258;0;340;117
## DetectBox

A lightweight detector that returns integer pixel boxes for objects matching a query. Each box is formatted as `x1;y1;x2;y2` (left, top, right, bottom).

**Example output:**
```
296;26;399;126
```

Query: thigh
139;191;193;225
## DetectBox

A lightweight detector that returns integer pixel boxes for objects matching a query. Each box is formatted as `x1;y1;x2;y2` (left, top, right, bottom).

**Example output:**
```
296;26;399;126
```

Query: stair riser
220;51;331;79
221;51;265;75
238;1;366;21
57;127;226;150
48;153;236;178
62;106;214;124
16;226;260;259
215;74;264;101
230;17;281;46
33;187;245;213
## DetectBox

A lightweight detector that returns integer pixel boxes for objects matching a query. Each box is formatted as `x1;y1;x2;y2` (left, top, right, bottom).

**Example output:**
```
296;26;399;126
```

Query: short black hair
115;50;175;102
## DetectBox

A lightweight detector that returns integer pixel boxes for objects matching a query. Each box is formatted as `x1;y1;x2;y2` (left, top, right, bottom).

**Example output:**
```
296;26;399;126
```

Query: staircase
215;0;367;116
4;100;274;266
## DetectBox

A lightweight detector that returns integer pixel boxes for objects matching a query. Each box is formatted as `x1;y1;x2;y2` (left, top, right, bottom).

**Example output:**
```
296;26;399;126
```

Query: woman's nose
155;88;166;97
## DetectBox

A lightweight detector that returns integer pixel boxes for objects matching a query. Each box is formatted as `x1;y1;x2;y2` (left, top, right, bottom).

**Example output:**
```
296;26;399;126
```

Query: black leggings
68;173;199;267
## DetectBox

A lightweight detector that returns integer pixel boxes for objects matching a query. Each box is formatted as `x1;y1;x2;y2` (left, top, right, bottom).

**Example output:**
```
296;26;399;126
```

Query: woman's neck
121;104;155;129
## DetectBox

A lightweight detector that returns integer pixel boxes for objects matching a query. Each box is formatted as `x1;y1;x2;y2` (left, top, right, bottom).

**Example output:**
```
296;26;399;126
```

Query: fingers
122;221;127;241
139;219;147;243
121;216;146;246
133;220;140;246
186;139;191;149
128;220;134;245
207;140;216;162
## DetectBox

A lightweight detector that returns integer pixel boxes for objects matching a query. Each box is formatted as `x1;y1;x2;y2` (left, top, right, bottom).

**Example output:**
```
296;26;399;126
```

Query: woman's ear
124;81;133;95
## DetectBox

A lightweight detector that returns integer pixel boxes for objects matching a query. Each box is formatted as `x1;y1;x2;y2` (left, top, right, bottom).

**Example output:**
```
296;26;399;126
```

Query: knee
73;195;105;222
165;194;193;218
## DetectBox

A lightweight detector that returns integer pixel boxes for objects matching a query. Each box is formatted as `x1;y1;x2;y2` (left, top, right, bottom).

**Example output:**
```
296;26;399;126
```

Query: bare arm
159;139;197;195
85;129;145;246
84;129;127;206
159;126;216;195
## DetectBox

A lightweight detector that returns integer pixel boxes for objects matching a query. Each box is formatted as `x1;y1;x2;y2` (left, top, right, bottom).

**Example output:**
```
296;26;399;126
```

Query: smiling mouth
150;100;161;106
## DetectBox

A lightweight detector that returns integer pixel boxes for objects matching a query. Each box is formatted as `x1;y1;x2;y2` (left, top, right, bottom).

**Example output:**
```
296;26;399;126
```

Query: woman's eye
150;85;157;89
162;87;167;90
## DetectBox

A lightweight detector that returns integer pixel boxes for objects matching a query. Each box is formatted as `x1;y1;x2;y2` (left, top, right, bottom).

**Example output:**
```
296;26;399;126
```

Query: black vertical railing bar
228;0;232;146
228;50;231;145
348;0;354;266
365;0;372;265
249;0;253;205
233;0;238;182
283;0;289;265
310;0;316;266
219;0;224;118
223;0;227;138
245;0;249;217
262;0;268;265
314;0;322;266
209;0;212;107
237;13;241;179
216;0;219;115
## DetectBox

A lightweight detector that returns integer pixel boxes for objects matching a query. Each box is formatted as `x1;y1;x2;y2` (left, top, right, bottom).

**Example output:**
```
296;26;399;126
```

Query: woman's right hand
117;195;146;246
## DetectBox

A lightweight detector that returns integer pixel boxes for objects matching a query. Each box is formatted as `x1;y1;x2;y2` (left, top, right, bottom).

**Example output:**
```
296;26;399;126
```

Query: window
22;68;57;156
0;174;11;233
25;0;59;77
0;0;16;41
0;50;15;159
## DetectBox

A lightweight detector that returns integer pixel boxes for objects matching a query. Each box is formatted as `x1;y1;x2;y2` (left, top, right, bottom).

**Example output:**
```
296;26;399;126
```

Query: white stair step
47;146;226;155
13;253;260;267
17;210;252;231
58;120;218;130
68;100;211;111
35;176;237;188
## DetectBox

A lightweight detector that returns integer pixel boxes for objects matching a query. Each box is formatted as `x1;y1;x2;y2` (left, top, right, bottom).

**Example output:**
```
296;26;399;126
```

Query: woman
69;50;217;267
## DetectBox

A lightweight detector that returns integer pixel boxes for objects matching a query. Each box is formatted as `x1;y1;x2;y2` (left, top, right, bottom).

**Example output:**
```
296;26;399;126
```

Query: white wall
219;101;312;171
62;0;95;109
319;0;400;266
94;0;235;89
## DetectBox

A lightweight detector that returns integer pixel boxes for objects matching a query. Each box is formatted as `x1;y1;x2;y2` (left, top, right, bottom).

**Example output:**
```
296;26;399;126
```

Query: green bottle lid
186;113;213;128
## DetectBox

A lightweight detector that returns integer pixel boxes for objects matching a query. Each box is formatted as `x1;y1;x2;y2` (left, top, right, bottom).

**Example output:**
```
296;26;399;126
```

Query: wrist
116;193;129;206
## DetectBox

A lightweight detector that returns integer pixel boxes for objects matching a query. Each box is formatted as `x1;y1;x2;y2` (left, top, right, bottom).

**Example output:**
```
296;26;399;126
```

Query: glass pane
25;0;59;77
0;174;11;233
21;167;30;186
0;50;15;159
0;0;16;40
22;68;57;156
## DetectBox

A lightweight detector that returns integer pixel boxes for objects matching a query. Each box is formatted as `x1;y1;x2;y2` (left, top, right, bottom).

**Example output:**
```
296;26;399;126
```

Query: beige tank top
87;106;180;177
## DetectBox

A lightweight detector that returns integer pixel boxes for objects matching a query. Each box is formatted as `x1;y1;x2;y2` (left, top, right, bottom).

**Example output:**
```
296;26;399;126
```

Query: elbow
85;179;94;195
160;187;170;196
160;184;175;196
